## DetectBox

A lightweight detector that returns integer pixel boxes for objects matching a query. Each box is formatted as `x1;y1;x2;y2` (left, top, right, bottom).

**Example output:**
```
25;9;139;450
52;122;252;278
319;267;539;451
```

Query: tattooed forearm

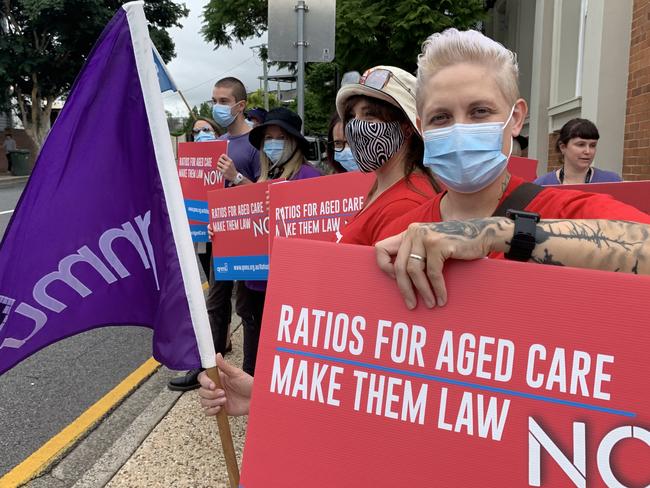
421;217;511;240
410;217;650;277
530;249;564;266
535;220;645;250
531;220;650;275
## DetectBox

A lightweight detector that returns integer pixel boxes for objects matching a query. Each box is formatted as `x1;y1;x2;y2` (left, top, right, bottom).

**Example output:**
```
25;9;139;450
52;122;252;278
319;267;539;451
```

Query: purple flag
0;2;215;375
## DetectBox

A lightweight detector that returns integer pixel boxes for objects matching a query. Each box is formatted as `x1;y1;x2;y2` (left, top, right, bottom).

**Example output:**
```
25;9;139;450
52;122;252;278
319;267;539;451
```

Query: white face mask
422;106;515;193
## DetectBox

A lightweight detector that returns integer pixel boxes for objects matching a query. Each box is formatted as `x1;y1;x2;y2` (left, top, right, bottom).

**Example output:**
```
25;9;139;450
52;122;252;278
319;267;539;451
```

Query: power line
163;54;257;98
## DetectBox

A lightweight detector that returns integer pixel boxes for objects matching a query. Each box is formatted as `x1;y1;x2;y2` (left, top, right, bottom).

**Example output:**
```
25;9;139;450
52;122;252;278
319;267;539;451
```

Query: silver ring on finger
408;253;425;261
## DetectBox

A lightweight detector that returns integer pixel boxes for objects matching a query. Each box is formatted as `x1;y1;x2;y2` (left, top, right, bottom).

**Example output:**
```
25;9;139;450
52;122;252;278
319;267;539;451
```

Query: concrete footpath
22;323;248;488
0;173;29;189
2;173;246;487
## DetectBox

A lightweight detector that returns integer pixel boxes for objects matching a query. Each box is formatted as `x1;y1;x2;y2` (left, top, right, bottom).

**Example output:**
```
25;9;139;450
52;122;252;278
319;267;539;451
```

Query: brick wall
546;132;562;173
623;0;650;180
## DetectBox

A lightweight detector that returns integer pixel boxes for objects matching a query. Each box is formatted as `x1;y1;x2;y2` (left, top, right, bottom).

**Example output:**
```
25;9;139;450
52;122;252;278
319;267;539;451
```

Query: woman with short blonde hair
375;28;650;310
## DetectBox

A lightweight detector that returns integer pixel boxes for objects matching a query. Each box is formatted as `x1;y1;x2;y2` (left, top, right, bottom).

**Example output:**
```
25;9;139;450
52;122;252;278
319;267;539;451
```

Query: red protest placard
508;156;538;181
177;141;227;241
241;238;650;487
208;180;272;280
551;180;650;214
269;171;375;250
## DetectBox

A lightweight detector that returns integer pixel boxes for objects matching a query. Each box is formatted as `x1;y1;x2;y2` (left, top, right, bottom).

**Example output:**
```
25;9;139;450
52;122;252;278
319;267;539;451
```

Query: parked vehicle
305;135;328;173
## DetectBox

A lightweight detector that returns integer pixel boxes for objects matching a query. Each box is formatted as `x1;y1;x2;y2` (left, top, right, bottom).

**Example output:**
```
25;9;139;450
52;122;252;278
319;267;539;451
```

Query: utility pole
295;0;307;130
262;55;269;110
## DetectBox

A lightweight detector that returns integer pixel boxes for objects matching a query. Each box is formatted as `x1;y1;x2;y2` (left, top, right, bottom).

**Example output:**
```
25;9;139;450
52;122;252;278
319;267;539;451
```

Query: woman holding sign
374;29;650;309
335;66;441;246
240;107;321;375
208;108;321;376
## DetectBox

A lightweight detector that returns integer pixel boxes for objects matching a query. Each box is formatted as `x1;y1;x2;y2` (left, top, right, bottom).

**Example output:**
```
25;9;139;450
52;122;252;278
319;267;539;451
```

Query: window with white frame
552;0;587;105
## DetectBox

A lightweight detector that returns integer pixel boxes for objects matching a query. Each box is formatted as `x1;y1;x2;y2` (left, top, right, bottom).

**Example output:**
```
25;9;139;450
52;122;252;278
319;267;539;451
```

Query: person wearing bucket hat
334;65;440;246
235;107;321;376
248;107;320;182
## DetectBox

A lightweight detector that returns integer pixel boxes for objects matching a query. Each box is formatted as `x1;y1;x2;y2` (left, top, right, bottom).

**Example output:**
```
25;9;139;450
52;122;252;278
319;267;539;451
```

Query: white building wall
508;0;633;174
579;0;633;173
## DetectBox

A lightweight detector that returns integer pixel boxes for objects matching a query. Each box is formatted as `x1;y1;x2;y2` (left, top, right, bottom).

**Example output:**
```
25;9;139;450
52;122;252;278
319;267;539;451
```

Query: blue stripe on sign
275;347;637;418
190;224;208;242
214;255;269;280
185;199;209;223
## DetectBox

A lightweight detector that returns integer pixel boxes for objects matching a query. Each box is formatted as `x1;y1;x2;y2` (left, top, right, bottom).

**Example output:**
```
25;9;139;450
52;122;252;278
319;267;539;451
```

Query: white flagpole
123;3;239;487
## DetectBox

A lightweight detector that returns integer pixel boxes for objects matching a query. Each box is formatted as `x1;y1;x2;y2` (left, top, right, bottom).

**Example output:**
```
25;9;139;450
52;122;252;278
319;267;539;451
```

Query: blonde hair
416;29;520;111
258;131;305;181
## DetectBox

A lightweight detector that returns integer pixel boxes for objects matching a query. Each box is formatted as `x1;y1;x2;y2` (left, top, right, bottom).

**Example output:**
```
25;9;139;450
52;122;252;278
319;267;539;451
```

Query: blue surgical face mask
212;103;238;128
263;139;285;164
334;146;358;172
422;107;515;193
194;130;216;142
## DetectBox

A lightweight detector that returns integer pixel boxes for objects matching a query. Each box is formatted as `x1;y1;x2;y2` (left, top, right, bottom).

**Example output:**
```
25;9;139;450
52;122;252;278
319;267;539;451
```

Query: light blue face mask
212;103;237;128
423;107;514;193
263;139;285;164
334;147;358;172
194;130;216;142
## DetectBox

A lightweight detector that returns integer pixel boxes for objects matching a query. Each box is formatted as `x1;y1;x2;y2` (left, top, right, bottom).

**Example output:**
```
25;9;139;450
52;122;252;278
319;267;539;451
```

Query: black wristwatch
504;209;540;262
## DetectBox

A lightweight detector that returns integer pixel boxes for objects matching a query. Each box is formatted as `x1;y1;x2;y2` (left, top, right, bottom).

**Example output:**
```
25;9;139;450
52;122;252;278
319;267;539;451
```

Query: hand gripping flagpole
206;367;240;487
124;3;239;486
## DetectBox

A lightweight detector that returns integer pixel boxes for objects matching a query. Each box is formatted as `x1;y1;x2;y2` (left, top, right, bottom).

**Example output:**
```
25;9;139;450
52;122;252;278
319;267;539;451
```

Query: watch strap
504;209;540;262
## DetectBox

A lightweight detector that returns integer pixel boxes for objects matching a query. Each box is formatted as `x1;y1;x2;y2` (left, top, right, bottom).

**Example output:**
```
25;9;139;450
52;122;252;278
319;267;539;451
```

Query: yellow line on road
0;357;161;488
0;280;208;488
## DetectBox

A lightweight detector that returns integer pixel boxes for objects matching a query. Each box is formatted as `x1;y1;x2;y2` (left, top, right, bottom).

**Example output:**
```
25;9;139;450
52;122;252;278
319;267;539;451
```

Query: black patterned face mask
345;119;405;173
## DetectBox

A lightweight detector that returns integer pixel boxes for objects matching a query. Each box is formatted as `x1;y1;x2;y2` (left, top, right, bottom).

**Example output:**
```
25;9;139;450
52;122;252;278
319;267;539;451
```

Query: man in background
169;77;261;391
3;133;16;173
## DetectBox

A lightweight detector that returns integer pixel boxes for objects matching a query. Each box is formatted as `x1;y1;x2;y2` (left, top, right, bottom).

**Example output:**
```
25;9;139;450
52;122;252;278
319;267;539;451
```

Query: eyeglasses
328;140;347;152
192;127;214;134
359;68;415;98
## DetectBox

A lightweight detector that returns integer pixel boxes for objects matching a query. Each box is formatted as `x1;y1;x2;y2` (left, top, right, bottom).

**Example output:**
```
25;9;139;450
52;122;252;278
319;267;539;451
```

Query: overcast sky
162;0;288;116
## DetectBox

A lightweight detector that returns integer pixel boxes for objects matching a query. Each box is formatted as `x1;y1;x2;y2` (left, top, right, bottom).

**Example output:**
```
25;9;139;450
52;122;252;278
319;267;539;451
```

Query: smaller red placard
508;156;538;182
177;141;227;241
269;171;375;251
208;180;272;280
551;180;650;214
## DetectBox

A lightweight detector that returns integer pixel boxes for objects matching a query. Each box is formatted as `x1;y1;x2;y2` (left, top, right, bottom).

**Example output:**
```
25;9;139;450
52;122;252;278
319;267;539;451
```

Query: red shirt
377;175;650;243
339;173;437;246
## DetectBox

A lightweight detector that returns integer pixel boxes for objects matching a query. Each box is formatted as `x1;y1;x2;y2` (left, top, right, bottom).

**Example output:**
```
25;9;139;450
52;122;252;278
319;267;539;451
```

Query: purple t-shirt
246;163;322;292
533;167;623;185
219;132;260;185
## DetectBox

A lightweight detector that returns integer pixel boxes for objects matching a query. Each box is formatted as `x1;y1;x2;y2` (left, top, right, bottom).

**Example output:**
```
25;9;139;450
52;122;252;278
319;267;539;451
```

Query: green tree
178;101;215;137
303;63;338;135
201;0;485;72
0;0;188;150
200;0;485;133
247;89;281;110
197;101;213;119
